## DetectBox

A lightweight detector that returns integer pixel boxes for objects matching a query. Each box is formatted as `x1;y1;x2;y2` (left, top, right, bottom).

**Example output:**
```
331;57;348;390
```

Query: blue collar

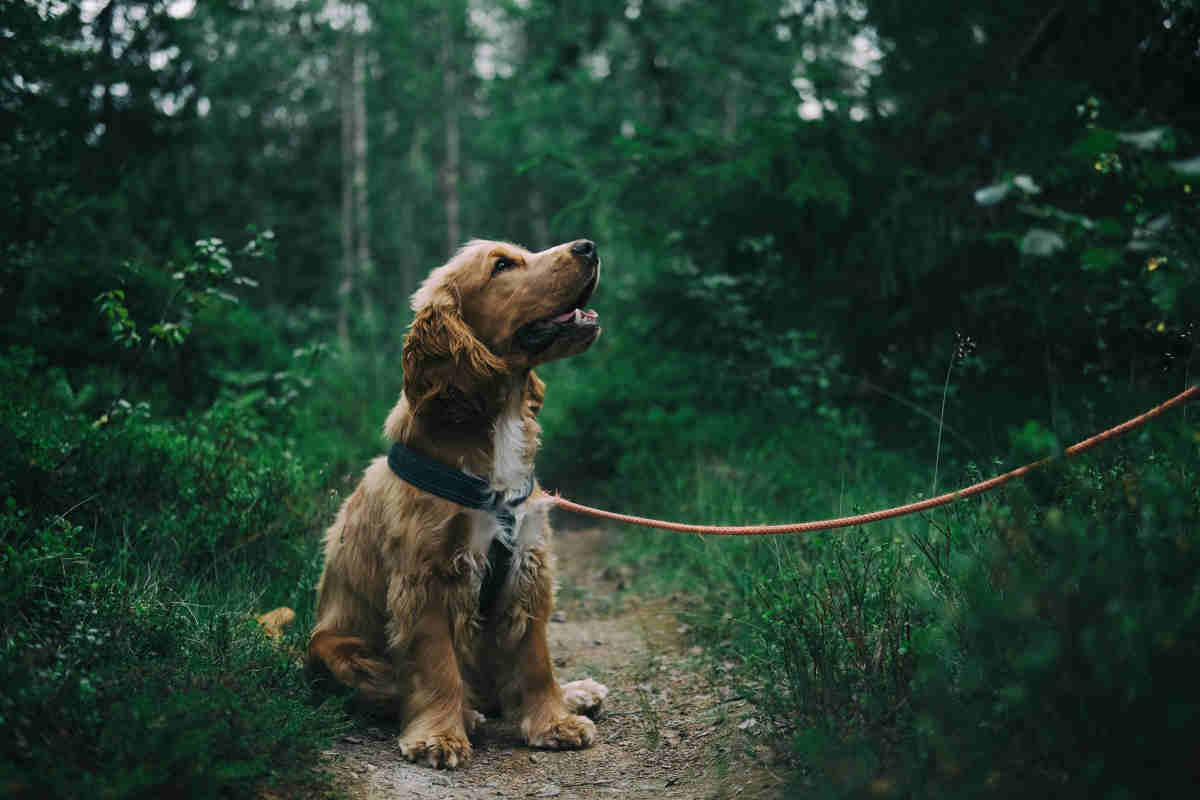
386;441;535;536
386;441;535;618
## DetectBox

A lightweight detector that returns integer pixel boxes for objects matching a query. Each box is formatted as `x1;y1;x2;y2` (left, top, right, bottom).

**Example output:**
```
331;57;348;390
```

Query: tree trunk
722;72;740;141
352;32;373;329
401;124;427;300
338;4;373;347
440;3;461;256
529;187;549;251
338;28;354;348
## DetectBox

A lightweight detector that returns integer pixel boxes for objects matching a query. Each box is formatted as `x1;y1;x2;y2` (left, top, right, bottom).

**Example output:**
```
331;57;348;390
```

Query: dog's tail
255;606;296;640
307;628;403;703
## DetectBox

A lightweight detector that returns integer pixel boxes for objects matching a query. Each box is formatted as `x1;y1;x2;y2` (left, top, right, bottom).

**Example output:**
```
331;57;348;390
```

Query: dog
307;238;608;769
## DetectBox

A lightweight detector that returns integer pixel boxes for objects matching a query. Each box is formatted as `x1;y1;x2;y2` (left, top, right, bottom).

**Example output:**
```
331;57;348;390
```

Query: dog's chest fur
466;393;543;559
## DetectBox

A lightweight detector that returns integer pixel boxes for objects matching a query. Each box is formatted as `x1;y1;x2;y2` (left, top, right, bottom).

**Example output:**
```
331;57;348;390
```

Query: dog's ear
526;371;546;418
402;292;506;417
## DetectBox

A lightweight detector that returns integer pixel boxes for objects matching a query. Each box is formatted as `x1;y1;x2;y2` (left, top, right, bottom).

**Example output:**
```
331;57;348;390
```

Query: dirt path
321;527;787;799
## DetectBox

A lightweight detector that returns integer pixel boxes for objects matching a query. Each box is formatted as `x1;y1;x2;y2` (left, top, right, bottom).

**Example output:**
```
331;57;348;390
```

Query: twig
931;347;956;497
55;493;98;522
852;376;977;453
1010;3;1066;80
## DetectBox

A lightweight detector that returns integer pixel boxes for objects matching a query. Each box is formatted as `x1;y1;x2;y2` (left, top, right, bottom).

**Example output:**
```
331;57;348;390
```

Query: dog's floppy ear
402;291;506;417
526;371;546;418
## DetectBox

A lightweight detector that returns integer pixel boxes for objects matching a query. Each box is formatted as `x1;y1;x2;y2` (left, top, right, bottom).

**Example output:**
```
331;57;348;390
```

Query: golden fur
308;239;606;769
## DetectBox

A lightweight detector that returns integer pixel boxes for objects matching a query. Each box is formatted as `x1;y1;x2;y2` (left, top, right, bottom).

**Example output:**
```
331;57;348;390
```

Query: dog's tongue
551;308;599;323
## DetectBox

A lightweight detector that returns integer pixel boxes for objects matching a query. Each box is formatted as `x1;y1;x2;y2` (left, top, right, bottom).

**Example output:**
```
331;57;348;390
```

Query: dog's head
402;239;601;415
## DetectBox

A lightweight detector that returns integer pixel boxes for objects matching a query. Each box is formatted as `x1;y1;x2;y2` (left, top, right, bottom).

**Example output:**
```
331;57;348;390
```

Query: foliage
604;398;1198;798
3;0;1199;796
905;436;1200;797
0;234;356;798
0;504;338;798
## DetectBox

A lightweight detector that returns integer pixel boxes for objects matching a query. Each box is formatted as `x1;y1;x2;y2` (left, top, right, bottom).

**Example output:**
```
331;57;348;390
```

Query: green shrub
907;435;1200;798
0;336;346;797
0;511;340;799
589;369;1198;799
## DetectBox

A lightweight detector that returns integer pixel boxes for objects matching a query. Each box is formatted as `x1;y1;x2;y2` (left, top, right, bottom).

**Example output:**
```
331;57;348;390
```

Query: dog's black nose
570;239;597;262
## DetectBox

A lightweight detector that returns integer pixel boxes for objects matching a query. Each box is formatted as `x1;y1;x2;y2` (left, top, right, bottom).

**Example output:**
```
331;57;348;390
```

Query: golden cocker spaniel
308;238;608;769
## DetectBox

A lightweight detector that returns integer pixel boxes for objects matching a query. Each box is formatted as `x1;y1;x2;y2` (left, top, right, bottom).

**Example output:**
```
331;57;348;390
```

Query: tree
338;1;373;347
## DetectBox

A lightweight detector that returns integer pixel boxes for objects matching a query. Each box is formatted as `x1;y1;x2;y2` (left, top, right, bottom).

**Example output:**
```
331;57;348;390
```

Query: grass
541;388;1200;798
0;348;357;799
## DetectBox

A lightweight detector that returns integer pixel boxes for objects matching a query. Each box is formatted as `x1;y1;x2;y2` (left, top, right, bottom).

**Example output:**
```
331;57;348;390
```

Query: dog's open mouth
548;307;599;325
547;272;600;328
514;272;600;354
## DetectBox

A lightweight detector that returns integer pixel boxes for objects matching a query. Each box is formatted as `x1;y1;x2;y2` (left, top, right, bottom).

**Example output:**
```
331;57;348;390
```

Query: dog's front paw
561;678;609;718
523;713;597;750
398;730;472;769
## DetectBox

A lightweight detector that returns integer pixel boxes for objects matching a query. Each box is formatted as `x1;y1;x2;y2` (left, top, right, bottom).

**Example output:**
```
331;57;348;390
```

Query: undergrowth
540;375;1200;798
0;236;373;798
0;348;354;799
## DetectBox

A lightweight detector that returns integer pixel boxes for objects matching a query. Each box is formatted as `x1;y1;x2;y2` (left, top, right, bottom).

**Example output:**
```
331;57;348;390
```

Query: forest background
2;0;1198;797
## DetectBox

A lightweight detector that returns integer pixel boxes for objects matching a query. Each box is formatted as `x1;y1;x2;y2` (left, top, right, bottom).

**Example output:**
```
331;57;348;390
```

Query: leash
551;384;1199;536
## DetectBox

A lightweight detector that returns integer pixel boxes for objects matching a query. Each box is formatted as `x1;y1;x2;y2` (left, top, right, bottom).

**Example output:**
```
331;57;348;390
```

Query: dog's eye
492;257;515;276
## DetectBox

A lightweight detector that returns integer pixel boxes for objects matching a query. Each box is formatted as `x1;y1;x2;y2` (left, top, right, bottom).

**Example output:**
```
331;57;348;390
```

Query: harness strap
386;442;534;618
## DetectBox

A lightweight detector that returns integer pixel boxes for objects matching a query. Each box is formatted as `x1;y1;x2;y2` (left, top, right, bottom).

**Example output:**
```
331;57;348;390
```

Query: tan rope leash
551;384;1199;536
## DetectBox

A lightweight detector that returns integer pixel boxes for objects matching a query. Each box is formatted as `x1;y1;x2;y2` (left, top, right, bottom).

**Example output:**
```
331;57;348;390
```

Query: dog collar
386;441;534;619
386;442;535;534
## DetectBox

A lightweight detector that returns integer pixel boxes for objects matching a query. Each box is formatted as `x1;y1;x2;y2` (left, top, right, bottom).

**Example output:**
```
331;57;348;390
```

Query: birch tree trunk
352;32;373;329
439;3;461;256
337;28;354;348
337;4;372;347
529;188;549;252
401;124;427;299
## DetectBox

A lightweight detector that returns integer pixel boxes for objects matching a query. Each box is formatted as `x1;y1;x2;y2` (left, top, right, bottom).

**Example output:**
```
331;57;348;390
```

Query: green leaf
1167;155;1200;176
1012;174;1041;195
1019;228;1065;257
974;182;1010;206
1080;247;1121;272
1117;128;1168;151
1070;128;1120;158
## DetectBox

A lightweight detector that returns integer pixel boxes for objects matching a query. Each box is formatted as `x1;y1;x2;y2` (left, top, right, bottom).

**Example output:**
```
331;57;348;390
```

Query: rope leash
551;384;1199;536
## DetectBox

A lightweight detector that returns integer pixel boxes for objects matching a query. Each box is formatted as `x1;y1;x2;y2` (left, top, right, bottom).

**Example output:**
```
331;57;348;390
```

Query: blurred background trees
5;0;1196;443
2;1;1198;796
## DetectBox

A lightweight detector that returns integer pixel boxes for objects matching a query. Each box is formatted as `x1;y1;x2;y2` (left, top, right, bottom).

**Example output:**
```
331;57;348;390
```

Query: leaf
1167;155;1200;176
1070;128;1120;158
1012;174;1041;195
204;288;240;304
1117;128;1168;151
1019;228;1065;257
1129;214;1172;251
1018;203;1095;230
1080;247;1121;272
974;182;1010;206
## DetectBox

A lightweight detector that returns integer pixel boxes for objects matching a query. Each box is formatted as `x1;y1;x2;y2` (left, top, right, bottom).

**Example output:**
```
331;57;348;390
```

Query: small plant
96;230;272;355
1;234;349;797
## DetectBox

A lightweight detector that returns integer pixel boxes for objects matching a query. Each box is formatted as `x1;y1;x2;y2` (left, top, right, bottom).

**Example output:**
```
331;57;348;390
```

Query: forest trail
320;527;786;800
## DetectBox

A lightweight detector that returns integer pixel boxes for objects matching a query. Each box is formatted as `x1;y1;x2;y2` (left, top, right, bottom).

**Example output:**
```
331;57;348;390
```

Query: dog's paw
561;678;608;718
462;708;486;735
524;713;596;750
397;730;472;770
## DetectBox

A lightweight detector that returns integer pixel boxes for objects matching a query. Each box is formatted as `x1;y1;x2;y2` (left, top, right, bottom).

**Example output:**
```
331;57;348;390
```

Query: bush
591;369;1199;799
0;510;339;798
907;435;1200;797
0;327;346;796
